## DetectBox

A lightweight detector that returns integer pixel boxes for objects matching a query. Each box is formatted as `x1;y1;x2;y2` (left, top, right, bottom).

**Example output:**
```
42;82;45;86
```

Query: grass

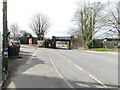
89;48;117;51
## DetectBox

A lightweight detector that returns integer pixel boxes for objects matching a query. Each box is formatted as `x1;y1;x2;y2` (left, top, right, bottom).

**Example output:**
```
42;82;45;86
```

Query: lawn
89;48;117;51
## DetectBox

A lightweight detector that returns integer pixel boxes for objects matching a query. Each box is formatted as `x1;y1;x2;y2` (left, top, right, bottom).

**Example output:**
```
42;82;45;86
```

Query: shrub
87;39;103;48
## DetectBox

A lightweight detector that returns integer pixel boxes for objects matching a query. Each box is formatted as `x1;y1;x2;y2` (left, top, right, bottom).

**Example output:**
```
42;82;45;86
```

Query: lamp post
2;0;8;73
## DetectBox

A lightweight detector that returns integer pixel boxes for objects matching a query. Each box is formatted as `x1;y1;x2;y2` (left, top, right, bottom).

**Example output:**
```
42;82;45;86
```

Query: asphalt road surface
5;45;118;88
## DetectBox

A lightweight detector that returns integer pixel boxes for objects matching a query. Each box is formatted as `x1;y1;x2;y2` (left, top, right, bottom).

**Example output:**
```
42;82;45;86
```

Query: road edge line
89;74;107;88
47;53;74;88
74;65;83;71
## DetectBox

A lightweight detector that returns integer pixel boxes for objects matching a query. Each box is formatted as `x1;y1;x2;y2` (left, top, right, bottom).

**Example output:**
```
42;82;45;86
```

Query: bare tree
105;1;120;38
29;13;50;40
71;2;106;48
10;23;19;39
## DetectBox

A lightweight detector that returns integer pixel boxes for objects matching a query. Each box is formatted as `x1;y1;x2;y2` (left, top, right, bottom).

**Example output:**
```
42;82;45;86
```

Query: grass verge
89;48;117;51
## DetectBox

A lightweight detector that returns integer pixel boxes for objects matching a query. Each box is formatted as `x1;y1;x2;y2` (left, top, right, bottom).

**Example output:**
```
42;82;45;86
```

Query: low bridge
45;36;74;49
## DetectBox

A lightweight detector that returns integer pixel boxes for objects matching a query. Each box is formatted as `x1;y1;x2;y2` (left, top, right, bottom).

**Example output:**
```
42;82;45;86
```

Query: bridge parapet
52;36;74;41
45;36;74;49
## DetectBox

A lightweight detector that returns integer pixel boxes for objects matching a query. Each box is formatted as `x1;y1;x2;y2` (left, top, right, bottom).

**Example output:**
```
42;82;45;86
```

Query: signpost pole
2;0;8;73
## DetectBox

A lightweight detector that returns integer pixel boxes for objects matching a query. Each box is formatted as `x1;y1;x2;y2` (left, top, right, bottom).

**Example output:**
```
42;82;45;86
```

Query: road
4;45;118;88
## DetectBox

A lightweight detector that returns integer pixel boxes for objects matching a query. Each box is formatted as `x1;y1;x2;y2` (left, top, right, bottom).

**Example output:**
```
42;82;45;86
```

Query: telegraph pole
118;1;120;24
118;1;120;44
2;0;8;73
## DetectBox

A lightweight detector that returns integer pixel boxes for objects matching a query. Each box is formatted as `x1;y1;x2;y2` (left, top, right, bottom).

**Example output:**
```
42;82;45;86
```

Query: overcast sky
0;0;116;38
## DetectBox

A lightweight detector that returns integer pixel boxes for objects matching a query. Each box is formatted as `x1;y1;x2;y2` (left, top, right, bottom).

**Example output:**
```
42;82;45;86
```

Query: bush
19;37;29;44
93;39;103;48
87;39;103;48
19;37;37;44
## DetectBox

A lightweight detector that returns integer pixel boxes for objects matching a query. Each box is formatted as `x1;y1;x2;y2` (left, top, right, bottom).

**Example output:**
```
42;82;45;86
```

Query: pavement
3;45;119;89
86;50;118;55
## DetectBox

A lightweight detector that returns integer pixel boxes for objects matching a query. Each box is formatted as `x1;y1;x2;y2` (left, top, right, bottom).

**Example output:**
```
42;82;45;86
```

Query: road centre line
57;51;83;71
47;53;74;88
62;56;72;63
89;74;107;88
74;65;83;71
57;52;73;63
26;49;38;65
67;60;72;63
57;50;108;88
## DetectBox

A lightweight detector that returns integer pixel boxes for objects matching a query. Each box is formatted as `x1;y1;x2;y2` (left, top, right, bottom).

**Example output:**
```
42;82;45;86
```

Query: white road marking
57;52;73;63
56;50;108;88
67;60;72;63
7;81;16;88
86;50;117;55
26;49;38;65
76;82;89;87
86;51;102;54
57;51;84;71
74;65;83;71
48;53;74;88
89;74;107;88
